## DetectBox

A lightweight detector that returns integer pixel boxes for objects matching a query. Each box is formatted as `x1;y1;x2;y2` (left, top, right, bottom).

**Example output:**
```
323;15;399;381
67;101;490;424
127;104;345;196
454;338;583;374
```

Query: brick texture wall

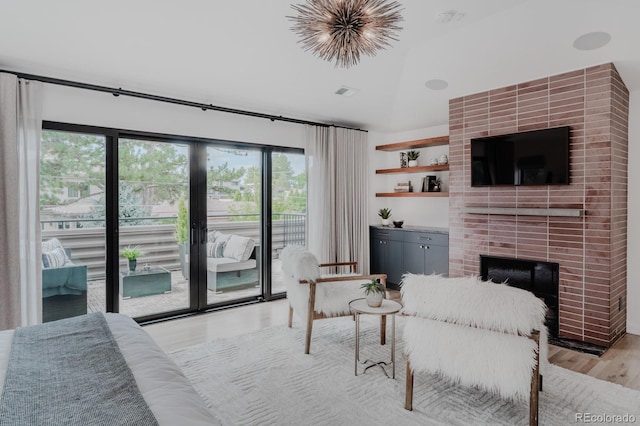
448;63;629;347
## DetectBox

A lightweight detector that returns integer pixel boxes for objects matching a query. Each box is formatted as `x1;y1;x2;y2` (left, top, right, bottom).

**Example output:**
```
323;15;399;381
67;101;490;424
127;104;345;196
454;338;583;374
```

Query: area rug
169;317;640;425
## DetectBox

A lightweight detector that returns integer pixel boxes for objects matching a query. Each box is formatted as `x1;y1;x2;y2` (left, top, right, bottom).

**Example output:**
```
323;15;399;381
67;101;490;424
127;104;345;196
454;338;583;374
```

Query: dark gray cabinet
370;228;404;286
370;226;449;288
402;231;449;276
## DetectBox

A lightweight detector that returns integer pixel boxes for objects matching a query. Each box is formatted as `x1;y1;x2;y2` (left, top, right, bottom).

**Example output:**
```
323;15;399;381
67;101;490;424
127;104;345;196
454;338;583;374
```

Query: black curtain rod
0;69;366;132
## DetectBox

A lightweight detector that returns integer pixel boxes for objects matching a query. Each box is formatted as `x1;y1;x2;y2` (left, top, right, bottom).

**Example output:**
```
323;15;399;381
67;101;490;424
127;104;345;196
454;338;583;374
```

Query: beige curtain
306;126;370;273
0;73;43;329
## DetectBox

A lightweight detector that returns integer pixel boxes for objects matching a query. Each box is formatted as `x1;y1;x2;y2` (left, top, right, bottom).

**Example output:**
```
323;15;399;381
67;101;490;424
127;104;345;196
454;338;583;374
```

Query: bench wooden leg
288;304;293;328
405;360;414;411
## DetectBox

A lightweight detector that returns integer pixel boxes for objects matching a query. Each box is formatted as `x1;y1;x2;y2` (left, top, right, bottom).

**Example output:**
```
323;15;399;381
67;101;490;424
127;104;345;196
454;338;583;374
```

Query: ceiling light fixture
288;0;404;68
573;32;611;51
425;79;448;90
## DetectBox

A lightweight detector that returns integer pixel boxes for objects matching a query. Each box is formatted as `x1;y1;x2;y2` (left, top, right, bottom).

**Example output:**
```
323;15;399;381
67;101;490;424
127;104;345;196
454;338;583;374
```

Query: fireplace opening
480;255;559;337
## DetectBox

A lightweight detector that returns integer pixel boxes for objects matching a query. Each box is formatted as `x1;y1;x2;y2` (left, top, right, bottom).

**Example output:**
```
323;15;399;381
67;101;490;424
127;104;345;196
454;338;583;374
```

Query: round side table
349;298;402;378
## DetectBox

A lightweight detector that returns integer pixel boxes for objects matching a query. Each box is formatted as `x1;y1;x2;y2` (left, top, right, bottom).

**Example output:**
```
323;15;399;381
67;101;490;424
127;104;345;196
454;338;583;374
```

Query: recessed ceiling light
573;32;611;51
425;79;448;90
334;86;359;97
435;10;465;24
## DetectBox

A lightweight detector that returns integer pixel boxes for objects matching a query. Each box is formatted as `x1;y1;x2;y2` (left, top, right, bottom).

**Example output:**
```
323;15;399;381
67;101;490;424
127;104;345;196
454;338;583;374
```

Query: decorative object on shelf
392;220;404;228
378;207;392;226
288;0;404;68
394;180;412;192
360;279;385;307
422;175;437;192
120;245;144;272
429;157;438;165
432;177;442;192
407;150;420;167
400;152;407;168
438;154;448;165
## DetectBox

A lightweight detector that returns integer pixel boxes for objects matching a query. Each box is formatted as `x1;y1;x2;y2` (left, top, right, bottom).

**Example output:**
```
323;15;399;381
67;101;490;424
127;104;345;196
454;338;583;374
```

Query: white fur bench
401;274;548;426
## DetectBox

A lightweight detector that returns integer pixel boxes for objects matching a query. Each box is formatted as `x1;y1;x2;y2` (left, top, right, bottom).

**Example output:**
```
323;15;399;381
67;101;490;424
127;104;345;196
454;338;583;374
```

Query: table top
120;267;169;277
349;298;402;315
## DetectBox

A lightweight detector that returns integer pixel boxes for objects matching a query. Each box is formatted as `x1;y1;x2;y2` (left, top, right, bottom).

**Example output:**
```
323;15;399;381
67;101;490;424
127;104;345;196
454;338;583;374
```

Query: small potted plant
433;177;442;192
378;207;392;226
121;245;144;272
360;279;385;307
407;150;420;167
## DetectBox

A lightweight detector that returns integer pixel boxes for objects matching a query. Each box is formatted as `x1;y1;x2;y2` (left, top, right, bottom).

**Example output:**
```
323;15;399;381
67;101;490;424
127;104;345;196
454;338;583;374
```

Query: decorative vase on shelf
408;160;418;167
381;219;390;226
128;259;137;272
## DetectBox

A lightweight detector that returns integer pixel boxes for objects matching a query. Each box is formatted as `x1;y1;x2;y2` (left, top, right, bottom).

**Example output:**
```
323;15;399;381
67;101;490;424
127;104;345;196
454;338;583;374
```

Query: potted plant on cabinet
360;279;385;307
378;208;392;226
121;245;144;272
407;150;420;167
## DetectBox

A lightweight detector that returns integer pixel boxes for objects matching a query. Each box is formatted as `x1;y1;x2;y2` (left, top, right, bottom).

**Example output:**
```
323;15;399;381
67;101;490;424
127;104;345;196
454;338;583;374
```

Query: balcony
41;213;305;319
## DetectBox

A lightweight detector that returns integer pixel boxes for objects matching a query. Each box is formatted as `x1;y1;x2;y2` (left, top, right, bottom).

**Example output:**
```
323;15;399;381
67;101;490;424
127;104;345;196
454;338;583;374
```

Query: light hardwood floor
144;297;640;392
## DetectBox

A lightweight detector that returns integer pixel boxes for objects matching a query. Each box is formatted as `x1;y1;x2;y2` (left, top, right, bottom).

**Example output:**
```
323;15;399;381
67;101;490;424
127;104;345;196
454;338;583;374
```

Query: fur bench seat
401;274;548;425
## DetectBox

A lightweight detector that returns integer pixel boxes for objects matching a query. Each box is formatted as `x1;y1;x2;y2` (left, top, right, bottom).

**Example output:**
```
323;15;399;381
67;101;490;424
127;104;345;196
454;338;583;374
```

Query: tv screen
471;126;570;186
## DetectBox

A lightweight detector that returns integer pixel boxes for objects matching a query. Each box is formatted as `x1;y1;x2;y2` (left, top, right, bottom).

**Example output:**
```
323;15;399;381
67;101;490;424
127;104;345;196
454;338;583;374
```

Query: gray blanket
0;313;158;426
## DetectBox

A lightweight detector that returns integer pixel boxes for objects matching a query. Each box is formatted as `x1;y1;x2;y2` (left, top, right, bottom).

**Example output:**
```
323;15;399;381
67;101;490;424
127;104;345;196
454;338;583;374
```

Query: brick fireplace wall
448;63;629;347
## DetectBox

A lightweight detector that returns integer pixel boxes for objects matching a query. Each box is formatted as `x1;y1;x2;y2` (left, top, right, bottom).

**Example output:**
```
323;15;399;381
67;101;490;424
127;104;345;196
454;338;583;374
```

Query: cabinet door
424;244;449;276
370;237;386;275
386;239;404;285
403;242;425;275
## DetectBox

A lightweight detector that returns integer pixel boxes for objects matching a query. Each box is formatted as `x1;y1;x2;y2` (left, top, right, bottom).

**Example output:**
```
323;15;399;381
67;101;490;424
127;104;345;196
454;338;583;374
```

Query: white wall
627;90;640;335
41;83;639;335
41;84;305;149
368;124;450;228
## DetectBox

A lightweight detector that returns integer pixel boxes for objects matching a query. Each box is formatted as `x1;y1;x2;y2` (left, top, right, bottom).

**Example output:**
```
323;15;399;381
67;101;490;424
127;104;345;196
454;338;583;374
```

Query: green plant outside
174;195;189;245
121;245;144;260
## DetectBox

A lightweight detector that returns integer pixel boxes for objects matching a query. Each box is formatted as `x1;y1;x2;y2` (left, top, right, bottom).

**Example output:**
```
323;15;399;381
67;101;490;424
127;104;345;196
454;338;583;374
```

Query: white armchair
401;274;548;426
281;246;387;354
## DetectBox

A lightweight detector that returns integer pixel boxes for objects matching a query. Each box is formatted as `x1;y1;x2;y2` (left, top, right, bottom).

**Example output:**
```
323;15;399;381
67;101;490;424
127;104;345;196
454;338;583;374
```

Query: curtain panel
306;126;369;273
0;73;43;329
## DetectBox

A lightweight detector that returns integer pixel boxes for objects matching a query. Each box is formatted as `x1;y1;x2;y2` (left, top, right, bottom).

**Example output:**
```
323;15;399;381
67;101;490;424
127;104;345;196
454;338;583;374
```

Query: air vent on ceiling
334;86;359;97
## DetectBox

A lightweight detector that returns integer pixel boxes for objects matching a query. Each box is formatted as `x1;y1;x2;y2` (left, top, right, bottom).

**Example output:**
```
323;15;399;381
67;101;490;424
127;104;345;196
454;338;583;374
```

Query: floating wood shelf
376;192;449;198
376;136;449;152
376;164;449;174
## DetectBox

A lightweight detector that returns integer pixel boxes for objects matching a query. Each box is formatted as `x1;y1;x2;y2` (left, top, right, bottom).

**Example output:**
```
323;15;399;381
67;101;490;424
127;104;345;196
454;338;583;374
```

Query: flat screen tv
471;126;570;186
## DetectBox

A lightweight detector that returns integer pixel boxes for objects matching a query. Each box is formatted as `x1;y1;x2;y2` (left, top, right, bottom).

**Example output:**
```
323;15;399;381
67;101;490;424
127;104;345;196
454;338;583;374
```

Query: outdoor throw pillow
206;240;226;258
41;247;68;269
223;235;255;262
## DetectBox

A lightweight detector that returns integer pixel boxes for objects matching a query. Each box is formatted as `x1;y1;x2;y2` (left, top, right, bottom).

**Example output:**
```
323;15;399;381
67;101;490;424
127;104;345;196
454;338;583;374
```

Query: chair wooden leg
304;282;317;355
529;330;540;426
405;360;414;411
288;304;293;328
380;315;387;345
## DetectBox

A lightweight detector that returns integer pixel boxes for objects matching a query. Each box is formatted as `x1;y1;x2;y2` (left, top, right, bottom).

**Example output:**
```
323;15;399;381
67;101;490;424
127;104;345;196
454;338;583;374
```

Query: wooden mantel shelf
376;135;449;152
376;192;449;198
376;164;449;174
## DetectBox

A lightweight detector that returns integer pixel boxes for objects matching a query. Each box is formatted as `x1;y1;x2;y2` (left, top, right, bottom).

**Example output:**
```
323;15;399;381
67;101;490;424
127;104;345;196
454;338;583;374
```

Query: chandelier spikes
288;0;404;68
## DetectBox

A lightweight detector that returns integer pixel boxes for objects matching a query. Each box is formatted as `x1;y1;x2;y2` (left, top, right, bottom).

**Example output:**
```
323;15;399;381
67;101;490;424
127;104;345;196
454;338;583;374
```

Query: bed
0;313;218;425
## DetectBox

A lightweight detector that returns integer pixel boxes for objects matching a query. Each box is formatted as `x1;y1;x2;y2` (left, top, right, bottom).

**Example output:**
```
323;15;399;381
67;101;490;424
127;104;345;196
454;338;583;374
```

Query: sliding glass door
117;137;190;318
205;146;262;305
41;121;304;322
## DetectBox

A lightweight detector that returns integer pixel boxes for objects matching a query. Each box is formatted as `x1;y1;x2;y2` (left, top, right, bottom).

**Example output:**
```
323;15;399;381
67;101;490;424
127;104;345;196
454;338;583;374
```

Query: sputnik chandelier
288;0;403;68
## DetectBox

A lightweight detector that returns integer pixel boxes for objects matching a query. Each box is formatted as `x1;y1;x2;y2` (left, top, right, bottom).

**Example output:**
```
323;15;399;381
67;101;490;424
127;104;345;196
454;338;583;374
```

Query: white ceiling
1;0;638;132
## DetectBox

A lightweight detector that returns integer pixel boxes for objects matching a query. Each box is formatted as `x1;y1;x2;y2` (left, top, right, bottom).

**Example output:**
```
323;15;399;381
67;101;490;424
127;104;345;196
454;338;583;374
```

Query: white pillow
206;240;226;258
223;235;255;262
42;247;68;268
